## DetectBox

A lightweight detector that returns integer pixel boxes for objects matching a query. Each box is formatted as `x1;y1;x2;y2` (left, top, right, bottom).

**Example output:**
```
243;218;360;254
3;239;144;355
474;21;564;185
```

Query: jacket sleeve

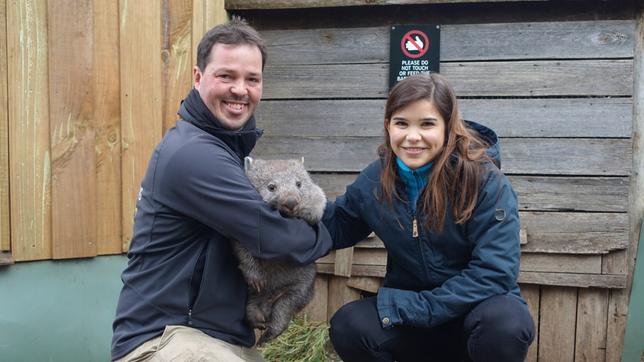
322;175;373;250
154;141;332;265
376;168;521;328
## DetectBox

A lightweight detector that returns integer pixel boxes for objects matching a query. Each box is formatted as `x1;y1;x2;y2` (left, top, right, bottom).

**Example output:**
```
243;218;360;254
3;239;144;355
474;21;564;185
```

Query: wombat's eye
267;184;277;192
296;181;302;188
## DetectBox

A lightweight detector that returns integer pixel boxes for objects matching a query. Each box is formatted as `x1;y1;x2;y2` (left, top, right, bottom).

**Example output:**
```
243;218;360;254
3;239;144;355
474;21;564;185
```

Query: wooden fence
1;1;643;361
0;0;225;261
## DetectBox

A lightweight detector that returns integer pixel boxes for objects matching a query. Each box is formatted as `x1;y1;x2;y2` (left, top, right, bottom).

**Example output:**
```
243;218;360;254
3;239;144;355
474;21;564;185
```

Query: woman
323;74;534;362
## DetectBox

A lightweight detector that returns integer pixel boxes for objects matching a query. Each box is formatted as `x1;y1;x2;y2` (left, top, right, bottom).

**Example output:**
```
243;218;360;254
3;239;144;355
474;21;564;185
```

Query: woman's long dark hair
379;74;490;232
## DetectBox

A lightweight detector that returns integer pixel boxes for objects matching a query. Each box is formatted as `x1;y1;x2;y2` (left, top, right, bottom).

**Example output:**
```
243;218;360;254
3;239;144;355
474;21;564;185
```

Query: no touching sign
389;25;440;88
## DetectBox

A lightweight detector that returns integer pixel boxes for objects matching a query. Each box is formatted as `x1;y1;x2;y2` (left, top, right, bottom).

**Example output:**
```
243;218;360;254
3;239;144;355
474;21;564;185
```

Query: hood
465;120;501;169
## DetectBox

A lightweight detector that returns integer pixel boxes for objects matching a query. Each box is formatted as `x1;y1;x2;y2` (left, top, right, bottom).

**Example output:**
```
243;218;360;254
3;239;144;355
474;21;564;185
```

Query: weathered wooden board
257;98;632;138
518;272;626;289
520;284;540;362
260;21;634;64
520;212;628;254
327;277;362;321
575;288;609;362
312;173;628;213
7;0;52;261
254;137;631;176
162;0;193;133
324;248;603;274
0;0;9;251
0;251;13;265
319;211;628;255
316;263;627;288
48;0;97;259
346;276;383;294
94;0;123;255
262;60;633;99
120;0;164;250
300;274;329;322
227;0;550;10
192;0;227;68
539;286;577;361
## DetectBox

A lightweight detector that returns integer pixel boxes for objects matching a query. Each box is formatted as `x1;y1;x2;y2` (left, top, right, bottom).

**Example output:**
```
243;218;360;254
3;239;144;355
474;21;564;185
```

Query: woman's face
386;99;446;170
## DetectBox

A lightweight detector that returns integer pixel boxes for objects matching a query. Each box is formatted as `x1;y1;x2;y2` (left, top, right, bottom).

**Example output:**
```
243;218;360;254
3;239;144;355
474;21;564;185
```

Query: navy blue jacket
111;120;333;360
323;121;524;329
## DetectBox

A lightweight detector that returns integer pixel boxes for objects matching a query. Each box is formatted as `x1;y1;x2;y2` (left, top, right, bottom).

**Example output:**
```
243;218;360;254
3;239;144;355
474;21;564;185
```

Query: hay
259;316;340;362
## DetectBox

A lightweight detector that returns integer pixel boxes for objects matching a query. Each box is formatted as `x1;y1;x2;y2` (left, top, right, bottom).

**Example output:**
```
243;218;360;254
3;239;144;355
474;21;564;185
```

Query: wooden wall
232;1;643;361
0;0;226;262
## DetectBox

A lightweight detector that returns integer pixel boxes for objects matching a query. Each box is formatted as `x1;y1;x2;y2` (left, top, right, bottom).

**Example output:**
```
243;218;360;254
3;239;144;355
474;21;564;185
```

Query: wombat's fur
233;157;326;345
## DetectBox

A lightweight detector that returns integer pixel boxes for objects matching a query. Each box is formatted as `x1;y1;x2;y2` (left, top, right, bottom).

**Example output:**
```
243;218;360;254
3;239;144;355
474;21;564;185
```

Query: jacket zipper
412;217;419;238
188;308;193;325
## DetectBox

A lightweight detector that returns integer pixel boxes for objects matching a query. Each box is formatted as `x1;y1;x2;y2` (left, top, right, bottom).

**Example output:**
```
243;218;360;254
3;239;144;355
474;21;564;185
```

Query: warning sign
389;25;440;89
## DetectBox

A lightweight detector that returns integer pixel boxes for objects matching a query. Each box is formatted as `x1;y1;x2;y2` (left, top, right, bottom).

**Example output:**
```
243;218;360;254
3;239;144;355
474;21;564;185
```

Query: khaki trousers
115;325;266;362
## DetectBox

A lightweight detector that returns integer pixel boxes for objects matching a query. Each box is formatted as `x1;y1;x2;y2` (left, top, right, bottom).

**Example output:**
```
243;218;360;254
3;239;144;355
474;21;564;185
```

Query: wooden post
0;0;9;252
608;6;644;361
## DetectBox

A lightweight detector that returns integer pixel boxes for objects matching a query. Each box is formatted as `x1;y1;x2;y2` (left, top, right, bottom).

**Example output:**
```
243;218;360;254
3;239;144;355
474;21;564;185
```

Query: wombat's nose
283;197;298;211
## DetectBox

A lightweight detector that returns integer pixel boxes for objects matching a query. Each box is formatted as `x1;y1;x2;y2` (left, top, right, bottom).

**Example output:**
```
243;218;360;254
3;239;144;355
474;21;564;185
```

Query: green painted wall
622;219;644;362
0;255;127;362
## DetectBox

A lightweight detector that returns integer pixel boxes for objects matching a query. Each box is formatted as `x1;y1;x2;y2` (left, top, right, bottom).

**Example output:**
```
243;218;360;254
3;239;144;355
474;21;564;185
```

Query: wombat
233;157;326;345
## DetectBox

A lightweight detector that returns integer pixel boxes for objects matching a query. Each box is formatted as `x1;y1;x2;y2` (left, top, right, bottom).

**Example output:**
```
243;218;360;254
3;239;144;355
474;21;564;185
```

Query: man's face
193;43;263;130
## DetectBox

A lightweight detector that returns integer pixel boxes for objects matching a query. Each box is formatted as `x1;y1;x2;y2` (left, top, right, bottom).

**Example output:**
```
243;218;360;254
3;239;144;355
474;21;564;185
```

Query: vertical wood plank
574;288;608;362
94;0;122;255
0;0;10;251
538;286;577;362
327;276;361;322
162;0;193;132
300;274;329;322
48;0;97;259
204;0;227;29
333;247;353;277
7;0;52;261
192;0;227;70
191;0;205;68
119;0;163;250
618;5;644;362
521;284;540;362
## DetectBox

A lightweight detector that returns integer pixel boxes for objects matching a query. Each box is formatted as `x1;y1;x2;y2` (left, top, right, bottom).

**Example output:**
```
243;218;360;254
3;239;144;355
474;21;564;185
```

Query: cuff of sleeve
376;287;402;329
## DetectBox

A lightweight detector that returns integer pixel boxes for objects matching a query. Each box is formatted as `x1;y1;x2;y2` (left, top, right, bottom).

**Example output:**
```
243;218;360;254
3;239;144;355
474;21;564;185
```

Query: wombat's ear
300;157;305;165
244;156;253;172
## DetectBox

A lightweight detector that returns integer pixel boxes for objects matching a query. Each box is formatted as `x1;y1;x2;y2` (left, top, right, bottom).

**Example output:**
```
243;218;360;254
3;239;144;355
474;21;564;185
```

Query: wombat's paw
246;305;268;330
240;270;265;293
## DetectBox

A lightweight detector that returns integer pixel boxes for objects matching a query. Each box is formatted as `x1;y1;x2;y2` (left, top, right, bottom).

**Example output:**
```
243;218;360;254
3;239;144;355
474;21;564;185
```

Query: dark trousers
329;294;534;362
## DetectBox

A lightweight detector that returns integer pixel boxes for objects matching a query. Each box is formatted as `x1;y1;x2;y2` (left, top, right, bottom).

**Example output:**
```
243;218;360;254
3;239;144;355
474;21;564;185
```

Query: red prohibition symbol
401;30;430;59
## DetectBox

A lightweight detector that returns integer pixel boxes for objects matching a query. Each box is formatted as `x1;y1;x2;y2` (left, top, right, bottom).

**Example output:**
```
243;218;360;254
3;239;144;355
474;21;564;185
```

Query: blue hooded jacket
322;121;524;329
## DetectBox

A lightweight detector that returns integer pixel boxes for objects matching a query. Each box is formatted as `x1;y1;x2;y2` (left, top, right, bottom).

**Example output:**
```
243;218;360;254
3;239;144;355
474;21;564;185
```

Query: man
111;19;333;362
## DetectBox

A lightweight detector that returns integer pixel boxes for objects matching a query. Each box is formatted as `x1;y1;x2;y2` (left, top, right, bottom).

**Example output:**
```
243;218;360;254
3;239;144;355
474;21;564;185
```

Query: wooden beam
254;137;632;176
262;60;633;99
119;0;164;250
259;21;634;64
312;173;629;213
7;0;52;261
609;5;644;362
257;98;632;139
0;0;9;252
48;0;97;259
316;263;627;288
0;251;13;265
226;0;547;10
520;284;540;362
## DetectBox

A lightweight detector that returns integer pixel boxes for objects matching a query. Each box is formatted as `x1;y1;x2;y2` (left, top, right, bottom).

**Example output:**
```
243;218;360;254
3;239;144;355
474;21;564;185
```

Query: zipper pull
412;218;419;238
188;309;193;325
